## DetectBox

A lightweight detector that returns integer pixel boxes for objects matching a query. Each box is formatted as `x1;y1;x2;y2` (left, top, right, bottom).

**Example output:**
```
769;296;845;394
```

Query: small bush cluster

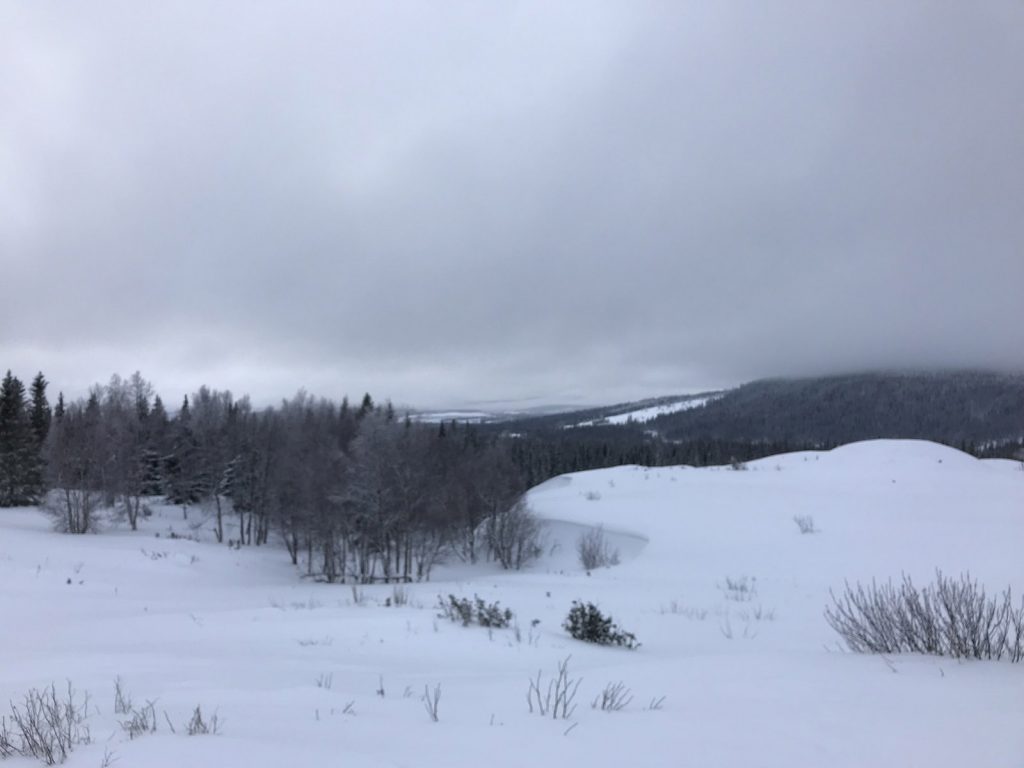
0;682;91;765
564;600;639;649
826;571;1024;662
576;526;620;571
436;594;514;628
119;702;157;740
185;705;220;736
719;575;757;602
182;708;218;737
792;514;817;534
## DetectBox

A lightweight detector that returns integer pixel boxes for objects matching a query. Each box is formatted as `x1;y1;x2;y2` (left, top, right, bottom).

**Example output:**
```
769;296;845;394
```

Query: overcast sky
2;2;1022;410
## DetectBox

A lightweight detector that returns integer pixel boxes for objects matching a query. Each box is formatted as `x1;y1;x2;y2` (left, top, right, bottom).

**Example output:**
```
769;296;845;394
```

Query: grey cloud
2;2;1022;408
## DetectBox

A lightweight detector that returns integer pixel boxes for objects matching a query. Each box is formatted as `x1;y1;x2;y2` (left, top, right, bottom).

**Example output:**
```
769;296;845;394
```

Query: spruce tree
29;373;52;445
141;395;170;495
165;396;201;506
26;372;51;501
357;393;374;419
0;371;35;505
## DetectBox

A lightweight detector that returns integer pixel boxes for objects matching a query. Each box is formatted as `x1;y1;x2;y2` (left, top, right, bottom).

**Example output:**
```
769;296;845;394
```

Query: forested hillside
488;371;1024;479
651;372;1024;448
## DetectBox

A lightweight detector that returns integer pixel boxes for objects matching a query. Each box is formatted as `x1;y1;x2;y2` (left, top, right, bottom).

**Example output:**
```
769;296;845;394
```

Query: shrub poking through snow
826;571;1024;662
422;684;441;722
120;701;157;740
526;656;581;719
576;526;620;570
592;681;632;712
564;601;639;649
0;682;91;765
184;705;220;735
437;594;514;628
719;575;757;602
475;597;514;628
793;515;818;534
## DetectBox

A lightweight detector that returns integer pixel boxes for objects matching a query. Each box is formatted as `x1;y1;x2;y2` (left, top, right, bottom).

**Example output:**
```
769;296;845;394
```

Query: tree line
486;370;1024;470
0;370;538;583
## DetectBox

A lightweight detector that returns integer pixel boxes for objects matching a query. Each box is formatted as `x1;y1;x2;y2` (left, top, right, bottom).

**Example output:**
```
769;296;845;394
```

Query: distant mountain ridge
495;371;1024;451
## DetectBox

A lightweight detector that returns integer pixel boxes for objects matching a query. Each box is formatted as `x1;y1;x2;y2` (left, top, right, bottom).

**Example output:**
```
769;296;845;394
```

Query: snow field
1;440;1022;767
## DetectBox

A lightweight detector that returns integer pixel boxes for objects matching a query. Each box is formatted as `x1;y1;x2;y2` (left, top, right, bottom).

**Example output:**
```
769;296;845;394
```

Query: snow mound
819;439;987;471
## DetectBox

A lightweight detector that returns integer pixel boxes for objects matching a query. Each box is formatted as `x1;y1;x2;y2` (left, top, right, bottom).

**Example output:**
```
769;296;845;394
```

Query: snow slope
1;440;1022;767
572;395;718;427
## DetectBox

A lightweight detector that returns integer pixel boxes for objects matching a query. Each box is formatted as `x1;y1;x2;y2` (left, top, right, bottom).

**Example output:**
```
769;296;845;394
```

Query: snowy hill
1;440;1022;767
569;394;720;428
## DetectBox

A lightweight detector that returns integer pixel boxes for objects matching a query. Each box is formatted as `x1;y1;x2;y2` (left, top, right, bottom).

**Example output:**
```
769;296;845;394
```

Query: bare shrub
0;719;15;759
646;696;666;711
315;673;333;690
719;575;757;602
527;657;581;720
486;500;542;570
119;701;157;740
0;682;91;765
184;706;220;736
112;677;132;716
826;571;1024;662
576;526;620;570
422;684;441;722
739;604;775;622
660;601;708;620
592;681;632;712
792;515;818;534
43;490;103;535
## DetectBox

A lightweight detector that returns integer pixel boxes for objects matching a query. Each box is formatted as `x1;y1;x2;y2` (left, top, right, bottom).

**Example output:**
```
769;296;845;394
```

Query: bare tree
44;395;106;534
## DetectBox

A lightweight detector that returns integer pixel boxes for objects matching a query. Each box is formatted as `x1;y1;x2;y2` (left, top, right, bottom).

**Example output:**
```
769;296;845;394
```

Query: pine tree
357;393;374;419
165;396;202;507
0;371;36;505
25;372;51;501
142;395;170;495
29;373;52;445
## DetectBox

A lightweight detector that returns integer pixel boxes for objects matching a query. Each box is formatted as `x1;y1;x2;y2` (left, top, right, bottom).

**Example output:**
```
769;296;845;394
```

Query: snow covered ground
572;394;719;427
1;440;1022;767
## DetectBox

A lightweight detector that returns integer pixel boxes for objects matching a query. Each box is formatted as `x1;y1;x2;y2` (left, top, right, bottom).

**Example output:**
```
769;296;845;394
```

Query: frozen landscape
2;439;1022;767
5;3;1023;766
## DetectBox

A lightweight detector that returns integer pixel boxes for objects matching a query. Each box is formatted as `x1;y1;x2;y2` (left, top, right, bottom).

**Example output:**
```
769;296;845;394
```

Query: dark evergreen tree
24;372;51;501
165;396;202;507
141;395;169;495
29;373;52;445
357;393;374;419
0;371;36;505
